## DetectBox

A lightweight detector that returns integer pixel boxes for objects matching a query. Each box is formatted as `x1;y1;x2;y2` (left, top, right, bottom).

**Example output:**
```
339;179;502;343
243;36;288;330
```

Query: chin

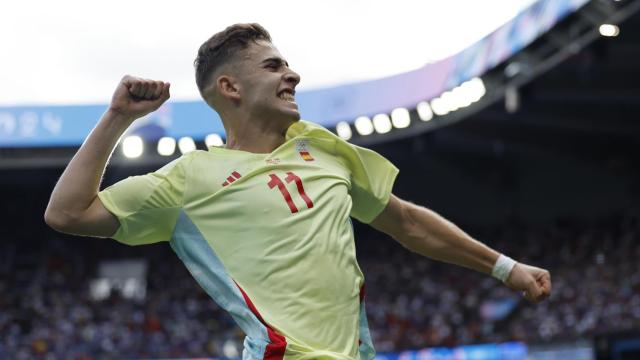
261;105;300;124
279;101;300;119
281;108;301;122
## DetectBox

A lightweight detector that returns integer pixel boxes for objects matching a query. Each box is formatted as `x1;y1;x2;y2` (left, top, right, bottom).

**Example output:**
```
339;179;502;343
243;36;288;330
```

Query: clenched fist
505;263;552;303
108;75;170;121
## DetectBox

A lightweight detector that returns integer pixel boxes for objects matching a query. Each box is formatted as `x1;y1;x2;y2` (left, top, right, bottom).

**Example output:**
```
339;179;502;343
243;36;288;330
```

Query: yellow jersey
98;120;399;359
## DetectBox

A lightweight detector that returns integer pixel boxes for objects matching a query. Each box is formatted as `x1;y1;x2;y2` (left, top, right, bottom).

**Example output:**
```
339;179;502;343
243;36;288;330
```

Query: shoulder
155;150;201;177
288;120;340;141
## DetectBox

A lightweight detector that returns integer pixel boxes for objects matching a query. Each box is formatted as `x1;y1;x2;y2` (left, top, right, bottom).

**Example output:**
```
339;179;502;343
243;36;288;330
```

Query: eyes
265;63;280;70
263;60;290;72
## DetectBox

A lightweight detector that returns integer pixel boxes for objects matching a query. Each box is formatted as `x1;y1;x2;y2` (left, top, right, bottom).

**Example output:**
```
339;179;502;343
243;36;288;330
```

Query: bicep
70;196;120;238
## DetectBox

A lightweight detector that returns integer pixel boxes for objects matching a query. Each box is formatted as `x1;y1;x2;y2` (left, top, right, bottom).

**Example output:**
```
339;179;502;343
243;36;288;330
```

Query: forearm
374;195;551;302
399;203;500;274
45;110;132;221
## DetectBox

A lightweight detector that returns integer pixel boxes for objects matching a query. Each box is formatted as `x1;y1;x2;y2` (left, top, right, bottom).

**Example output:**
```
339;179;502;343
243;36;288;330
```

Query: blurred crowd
361;212;640;351
1;209;639;359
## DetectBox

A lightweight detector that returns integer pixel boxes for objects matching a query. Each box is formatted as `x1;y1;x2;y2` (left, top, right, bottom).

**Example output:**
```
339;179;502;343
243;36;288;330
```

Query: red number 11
267;171;314;213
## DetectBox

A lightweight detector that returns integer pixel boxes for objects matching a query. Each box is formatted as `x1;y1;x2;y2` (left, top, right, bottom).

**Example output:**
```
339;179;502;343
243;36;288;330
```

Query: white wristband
492;254;517;282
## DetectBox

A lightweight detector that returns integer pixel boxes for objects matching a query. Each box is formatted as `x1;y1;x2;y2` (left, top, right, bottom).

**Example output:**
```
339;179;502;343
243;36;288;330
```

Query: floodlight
354;116;374;136
372;114;392;134
599;24;619;37
336;121;352;140
157;137;176;156
122;136;143;158
391;108;411;128
178;137;196;154
440;91;459;112
431;97;450;116
417;101;433;121
467;77;486;102
205;133;224;147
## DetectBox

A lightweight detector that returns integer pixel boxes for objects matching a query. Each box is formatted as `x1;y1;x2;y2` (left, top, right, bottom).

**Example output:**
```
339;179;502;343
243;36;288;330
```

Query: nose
283;69;301;88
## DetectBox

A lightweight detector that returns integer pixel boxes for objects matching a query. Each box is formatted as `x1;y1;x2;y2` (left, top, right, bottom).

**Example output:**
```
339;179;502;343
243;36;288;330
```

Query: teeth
279;92;295;102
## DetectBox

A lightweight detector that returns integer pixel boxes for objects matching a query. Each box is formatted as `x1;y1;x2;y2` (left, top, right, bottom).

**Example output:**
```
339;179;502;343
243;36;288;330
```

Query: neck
222;116;293;154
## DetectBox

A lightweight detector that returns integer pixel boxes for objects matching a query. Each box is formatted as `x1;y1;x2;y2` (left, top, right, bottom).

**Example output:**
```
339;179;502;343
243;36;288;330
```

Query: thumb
524;280;542;302
158;82;171;103
161;82;171;101
151;82;171;109
535;271;552;300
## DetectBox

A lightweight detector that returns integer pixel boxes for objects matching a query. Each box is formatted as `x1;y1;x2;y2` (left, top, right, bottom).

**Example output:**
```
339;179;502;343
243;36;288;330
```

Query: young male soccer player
45;23;551;359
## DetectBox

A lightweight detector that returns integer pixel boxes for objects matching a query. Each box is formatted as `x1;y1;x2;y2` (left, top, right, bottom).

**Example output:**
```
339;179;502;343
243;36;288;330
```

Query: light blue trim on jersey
350;217;377;359
359;300;376;360
170;210;269;359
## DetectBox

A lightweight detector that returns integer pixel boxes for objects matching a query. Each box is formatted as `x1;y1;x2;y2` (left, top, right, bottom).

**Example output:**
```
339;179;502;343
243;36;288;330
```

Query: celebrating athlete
45;23;551;359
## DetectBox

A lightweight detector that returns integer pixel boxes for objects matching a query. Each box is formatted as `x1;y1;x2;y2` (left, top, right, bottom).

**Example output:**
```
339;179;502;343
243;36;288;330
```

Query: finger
130;78;149;98
526;280;543;302
143;80;157;99
128;81;141;97
538;273;552;299
152;81;164;99
139;81;151;99
161;82;171;101
133;81;145;98
122;75;135;89
150;82;171;109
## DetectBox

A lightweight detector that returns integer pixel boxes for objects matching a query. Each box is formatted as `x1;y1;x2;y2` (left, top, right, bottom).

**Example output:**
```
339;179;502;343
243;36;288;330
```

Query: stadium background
1;0;639;359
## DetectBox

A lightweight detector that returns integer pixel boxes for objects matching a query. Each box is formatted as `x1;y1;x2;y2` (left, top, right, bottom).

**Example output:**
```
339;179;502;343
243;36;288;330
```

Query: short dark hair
194;23;272;95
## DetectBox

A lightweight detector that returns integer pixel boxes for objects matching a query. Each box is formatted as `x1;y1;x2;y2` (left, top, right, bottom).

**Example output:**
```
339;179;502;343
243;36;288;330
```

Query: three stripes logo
222;171;242;187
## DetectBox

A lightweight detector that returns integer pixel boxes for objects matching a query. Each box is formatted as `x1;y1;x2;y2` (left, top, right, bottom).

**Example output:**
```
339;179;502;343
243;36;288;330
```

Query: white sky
0;0;535;106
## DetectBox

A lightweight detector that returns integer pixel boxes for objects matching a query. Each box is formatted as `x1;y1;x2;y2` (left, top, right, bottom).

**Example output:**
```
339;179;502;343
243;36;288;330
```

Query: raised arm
370;194;551;303
44;76;170;237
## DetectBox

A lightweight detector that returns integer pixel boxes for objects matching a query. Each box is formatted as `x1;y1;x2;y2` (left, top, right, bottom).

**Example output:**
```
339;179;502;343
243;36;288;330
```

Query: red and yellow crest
296;140;314;161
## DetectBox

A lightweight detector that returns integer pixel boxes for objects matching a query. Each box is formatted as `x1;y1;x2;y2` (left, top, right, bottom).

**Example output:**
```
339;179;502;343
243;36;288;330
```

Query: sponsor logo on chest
265;158;281;165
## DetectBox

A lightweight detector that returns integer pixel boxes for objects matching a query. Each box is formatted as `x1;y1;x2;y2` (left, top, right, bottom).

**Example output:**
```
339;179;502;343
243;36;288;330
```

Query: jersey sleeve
336;139;399;224
97;155;189;246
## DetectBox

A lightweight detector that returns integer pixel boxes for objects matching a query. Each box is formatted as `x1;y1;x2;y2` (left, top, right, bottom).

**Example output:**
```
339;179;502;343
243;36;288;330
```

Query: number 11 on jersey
267;171;314;213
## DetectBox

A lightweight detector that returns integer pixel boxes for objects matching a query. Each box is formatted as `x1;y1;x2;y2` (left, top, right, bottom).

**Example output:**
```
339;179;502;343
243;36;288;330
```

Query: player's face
236;40;301;124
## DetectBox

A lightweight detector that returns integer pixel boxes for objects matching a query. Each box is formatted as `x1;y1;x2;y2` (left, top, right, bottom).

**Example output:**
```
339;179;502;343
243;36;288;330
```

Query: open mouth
278;90;296;103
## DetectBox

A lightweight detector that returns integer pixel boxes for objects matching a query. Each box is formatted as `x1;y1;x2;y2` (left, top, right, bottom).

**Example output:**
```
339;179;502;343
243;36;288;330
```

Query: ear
217;75;241;102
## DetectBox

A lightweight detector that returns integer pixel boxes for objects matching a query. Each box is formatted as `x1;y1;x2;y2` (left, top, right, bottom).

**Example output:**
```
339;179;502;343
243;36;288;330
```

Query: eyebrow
261;57;289;68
